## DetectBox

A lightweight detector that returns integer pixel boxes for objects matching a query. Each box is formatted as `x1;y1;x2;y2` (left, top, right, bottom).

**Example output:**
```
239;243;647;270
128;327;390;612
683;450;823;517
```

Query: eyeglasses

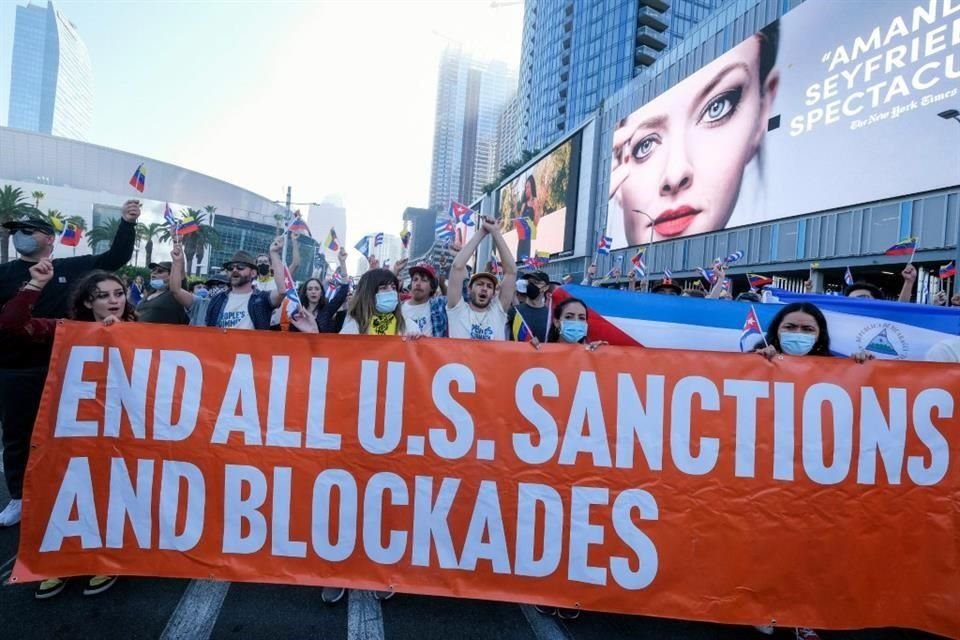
226;264;249;272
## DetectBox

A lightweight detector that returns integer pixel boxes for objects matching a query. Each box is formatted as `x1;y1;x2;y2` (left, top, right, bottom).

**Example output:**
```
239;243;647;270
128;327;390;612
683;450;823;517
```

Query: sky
0;0;523;245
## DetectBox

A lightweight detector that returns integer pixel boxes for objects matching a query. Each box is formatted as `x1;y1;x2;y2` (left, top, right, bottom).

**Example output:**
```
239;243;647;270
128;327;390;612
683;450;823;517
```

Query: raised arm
483;218;517;311
0;258;57;340
268;235;286;308
707;264;726;299
92;200;141;270
288;232;302;275
898;264;917;303
447;223;488;309
169;238;195;308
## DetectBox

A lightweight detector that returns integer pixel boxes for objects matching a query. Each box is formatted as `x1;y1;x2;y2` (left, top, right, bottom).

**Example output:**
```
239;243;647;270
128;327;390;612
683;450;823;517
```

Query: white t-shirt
255;278;281;325
401;300;432;337
340;316;360;335
447;298;507;341
219;292;255;330
926;337;960;363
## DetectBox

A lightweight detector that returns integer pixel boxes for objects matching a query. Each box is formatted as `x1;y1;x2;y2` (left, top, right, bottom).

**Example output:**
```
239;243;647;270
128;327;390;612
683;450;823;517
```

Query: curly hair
70;271;138;322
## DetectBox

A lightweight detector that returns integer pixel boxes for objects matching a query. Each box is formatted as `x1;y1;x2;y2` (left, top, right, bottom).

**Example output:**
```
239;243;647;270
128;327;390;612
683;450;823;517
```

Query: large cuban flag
556;285;960;361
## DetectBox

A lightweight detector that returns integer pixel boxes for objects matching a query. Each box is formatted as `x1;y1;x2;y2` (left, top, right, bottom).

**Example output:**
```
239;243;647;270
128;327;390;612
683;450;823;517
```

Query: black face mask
257;264;270;276
526;283;543;300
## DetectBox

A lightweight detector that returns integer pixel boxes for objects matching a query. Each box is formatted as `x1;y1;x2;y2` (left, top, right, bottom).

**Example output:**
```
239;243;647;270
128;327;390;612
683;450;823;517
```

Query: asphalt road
0;458;946;640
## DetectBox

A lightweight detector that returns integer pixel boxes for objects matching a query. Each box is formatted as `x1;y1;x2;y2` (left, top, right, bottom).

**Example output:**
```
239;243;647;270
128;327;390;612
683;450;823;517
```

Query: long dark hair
765;302;830;356
298;278;325;312
547;297;589;343
70;271;138;322
347;268;405;334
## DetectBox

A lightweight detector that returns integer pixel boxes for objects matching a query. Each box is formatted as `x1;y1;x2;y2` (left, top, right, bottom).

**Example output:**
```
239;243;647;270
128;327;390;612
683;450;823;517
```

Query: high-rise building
517;0;725;153
495;94;522;176
7;1;93;140
403;206;437;260
428;46;516;211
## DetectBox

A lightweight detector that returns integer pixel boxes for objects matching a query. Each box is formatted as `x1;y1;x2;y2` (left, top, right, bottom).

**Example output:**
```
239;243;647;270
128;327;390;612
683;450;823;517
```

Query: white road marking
159;579;231;640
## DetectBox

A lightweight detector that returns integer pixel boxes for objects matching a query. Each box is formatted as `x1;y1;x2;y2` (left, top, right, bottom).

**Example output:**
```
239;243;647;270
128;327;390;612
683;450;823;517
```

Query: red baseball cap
409;262;438;288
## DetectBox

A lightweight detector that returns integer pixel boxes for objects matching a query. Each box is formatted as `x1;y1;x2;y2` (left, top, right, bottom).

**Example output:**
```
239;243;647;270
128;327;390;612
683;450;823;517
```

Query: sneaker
557;607;580;620
534;604;557;616
796;629;821;640
35;578;68;600
754;625;775;635
320;586;345;604
372;590;395;601
83;575;118;596
0;499;22;527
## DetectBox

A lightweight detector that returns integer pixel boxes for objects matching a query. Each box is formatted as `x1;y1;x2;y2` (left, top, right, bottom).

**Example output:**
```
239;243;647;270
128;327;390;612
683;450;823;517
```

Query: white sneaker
0;499;21;527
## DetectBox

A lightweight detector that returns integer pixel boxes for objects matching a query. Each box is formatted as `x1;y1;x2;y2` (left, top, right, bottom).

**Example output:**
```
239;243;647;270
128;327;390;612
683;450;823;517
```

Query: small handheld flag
663;268;672;282
885;237;917;256
844;267;854;286
288;211;312;237
747;273;773;289
282;264;302;319
511;308;536;343
698;267;718;285
354;235;370;256
631;249;646;276
723;250;744;264
163;203;177;227
60;223;81;247
178;213;199;236
939;261;957;279
722;278;732;293
400;229;411;249
49;217;64;234
374;232;384;247
325;227;341;252
435;216;455;241
129;163;146;193
739;306;766;352
449;201;476;227
606;254;624;278
596;235;613;255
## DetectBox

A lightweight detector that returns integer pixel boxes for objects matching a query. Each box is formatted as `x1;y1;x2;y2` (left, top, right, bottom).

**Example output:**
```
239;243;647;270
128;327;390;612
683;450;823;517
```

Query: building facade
7;1;93;140
428;47;516;210
0;127;284;274
517;0;726;154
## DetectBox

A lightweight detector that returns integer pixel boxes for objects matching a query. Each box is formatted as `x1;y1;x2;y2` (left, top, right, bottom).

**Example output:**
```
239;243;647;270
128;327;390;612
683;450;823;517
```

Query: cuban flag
596;234;613;255
354;235;371;256
282;265;302;318
631;249;646;277
163;203;177;227
435;216;455;242
740;306;764;352
551;285;960;361
724;250;744;264
698;267;718;285
663;269;672;281
449;201;475;223
374;232;384;247
844;267;855;286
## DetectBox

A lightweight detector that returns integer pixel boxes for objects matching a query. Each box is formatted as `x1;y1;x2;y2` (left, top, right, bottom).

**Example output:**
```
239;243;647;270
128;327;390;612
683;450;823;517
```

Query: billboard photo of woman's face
611;26;780;245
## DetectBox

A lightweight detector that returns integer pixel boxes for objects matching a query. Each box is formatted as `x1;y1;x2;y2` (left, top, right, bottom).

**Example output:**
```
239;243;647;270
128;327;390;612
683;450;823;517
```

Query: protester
137;260;189;324
169;236;286;329
509;271;551;343
651;281;682;295
185;274;228;326
926;336;960;363
736;291;762;302
279;248;349;333
0;260;131;596
546;297;606;351
128;275;144;306
339;268;405;336
0;201;140;528
844;265;916;301
446;217;517;340
400;262;447;337
756;301;872;363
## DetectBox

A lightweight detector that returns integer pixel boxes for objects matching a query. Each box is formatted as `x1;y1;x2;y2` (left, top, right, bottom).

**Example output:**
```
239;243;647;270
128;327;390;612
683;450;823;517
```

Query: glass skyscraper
428;46;516;211
8;1;93;140
517;0;726;154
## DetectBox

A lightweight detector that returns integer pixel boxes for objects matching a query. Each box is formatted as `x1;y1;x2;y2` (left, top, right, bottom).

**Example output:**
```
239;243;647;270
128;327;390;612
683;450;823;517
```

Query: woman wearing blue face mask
546;297;607;352
757;302;872;363
339;268;405;336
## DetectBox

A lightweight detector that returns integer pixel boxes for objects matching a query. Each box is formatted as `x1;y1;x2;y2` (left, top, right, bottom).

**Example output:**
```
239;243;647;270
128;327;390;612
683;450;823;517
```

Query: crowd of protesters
0;206;956;636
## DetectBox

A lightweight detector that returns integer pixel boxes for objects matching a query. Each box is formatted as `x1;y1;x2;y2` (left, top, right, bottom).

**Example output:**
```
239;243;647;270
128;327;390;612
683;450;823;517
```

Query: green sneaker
83;575;118;596
35;577;68;600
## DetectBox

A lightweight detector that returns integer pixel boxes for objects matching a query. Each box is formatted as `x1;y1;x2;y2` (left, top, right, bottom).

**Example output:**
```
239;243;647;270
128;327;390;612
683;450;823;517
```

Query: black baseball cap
2;214;55;235
148;261;173;272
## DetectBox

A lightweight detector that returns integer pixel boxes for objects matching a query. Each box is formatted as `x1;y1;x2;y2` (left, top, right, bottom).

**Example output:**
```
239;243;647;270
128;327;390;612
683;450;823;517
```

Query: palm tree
137;222;164;268
86;217;123;254
0;185;33;263
44;209;66;235
31;190;45;209
160;208;221;275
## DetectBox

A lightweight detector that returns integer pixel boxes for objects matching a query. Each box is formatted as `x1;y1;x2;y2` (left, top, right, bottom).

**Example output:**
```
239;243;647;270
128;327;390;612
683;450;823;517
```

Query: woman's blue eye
700;87;742;124
631;134;660;161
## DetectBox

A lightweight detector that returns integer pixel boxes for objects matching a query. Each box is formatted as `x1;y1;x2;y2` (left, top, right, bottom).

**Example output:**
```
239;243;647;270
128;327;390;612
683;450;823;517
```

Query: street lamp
937;108;960;284
632;209;656;291
937;109;960;124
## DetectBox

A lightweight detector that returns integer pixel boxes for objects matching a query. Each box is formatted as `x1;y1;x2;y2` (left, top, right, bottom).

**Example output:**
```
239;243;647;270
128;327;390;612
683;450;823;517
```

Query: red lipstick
653;206;701;237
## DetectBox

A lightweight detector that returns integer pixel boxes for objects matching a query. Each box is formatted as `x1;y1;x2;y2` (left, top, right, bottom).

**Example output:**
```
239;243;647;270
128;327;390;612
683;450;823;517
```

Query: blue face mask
375;290;398;313
559;319;588;343
194;288;209;299
12;231;39;255
150;278;167;290
779;331;816;356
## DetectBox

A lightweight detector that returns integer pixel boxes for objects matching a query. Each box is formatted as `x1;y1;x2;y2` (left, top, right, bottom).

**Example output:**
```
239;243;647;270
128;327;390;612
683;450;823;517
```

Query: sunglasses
226;264;251;272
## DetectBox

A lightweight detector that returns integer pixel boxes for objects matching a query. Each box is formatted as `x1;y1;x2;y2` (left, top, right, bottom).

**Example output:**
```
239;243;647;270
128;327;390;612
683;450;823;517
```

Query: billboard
606;0;960;249
497;133;581;259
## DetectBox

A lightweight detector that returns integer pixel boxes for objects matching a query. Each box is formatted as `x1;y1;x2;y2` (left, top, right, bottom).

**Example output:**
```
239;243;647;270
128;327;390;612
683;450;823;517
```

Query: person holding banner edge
0;260;132;597
756;302;873;363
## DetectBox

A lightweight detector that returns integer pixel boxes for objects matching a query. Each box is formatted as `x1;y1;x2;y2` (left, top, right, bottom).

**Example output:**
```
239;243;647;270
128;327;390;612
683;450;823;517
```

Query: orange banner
12;321;960;637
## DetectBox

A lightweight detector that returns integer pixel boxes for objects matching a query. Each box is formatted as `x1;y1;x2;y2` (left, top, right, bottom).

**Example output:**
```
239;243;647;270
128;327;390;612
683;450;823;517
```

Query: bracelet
23;283;43;292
